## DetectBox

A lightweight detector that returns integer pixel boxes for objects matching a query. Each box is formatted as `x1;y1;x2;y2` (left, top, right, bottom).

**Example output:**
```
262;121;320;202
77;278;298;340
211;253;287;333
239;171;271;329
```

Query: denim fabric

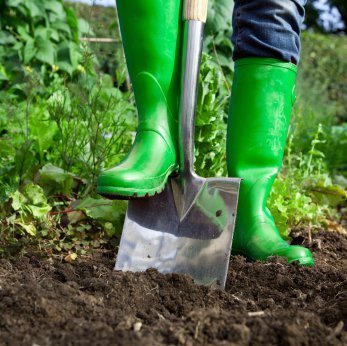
232;0;307;64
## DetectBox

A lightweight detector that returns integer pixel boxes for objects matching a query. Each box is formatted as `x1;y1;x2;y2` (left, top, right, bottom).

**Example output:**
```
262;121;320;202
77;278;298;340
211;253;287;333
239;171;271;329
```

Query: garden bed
0;229;346;346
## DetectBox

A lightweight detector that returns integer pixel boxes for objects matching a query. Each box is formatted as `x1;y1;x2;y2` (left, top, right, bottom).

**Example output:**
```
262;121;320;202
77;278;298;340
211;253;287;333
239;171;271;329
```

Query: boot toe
275;245;314;266
98;167;146;190
97;162;177;198
97;130;178;198
233;222;315;266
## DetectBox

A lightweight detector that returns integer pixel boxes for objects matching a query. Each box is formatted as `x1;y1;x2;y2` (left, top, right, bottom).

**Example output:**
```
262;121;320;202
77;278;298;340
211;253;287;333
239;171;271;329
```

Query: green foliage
297;32;347;124
195;53;230;177
206;0;233;32
11;183;52;221
0;178;128;257
0;3;346;256
194;1;234;177
204;0;234;74
1;182;51;246
70;2;117;39
293;33;347;176
67;2;126;87
269;125;346;237
324;124;347;175
38;164;76;196
0;0;91;91
0;3;136;256
74;197;126;235
0;70;134;255
47;73;135;184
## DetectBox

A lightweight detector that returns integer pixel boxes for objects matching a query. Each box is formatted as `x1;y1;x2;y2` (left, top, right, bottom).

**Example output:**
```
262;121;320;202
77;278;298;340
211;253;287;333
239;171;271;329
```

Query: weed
47;73;135;186
269;124;346;238
194;53;230;177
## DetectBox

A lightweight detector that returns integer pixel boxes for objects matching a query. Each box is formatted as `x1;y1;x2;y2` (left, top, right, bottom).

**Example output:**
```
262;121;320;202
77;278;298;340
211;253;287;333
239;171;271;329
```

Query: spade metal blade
115;176;240;288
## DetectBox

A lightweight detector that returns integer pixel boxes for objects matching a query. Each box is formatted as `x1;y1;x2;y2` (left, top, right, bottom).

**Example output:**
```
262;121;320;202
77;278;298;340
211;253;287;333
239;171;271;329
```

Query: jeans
232;0;307;64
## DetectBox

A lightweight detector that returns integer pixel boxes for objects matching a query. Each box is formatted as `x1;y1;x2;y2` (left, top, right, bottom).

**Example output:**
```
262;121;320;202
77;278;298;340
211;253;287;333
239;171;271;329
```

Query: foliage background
0;0;346;258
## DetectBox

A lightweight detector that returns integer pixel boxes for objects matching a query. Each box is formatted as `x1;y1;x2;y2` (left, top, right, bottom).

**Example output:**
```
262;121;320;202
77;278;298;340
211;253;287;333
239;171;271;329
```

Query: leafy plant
324;123;347;176
47;73;135;186
294;32;347;148
1;2;346;258
0;0;91;91
195;53;230;177
204;0;234;74
0;53;135;257
269;125;346;238
67;2;126;87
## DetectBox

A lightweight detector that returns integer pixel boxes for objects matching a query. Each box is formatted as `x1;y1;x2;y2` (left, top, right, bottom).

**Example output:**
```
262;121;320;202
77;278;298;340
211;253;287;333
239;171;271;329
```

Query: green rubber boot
97;0;182;198
227;58;314;266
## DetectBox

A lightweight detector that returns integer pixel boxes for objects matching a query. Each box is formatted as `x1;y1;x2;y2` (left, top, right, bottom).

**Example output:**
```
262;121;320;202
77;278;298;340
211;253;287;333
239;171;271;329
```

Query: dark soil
0;230;346;346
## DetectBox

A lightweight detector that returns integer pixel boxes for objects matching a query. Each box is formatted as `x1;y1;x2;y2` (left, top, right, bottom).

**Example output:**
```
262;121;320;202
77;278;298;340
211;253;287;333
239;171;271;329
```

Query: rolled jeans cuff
232;0;307;65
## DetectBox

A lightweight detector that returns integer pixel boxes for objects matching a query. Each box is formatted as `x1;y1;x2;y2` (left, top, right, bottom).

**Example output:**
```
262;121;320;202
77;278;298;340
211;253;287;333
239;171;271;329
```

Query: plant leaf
15;221;37;236
23;38;37;64
38;164;75;195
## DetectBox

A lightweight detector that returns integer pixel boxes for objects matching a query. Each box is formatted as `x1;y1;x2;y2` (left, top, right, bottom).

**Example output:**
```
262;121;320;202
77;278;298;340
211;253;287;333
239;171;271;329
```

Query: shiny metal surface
116;176;240;287
179;21;203;177
115;21;241;288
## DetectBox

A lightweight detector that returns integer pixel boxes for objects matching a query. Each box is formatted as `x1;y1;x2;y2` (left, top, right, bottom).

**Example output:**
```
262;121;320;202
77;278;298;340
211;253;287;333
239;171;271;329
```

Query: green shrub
204;0;234;75
0;41;135;257
0;0;91;92
195;53;230;177
1;3;346;256
294;33;347;148
47;73;135;184
292;33;347;178
66;2;126;87
269;125;346;238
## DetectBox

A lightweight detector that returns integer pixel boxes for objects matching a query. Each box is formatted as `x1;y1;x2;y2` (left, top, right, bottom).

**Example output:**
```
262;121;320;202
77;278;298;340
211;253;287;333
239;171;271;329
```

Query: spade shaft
179;20;203;177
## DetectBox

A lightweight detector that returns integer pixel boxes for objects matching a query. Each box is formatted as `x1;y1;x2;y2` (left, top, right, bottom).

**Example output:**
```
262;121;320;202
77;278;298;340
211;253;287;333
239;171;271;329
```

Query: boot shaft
227;58;297;184
116;0;183;146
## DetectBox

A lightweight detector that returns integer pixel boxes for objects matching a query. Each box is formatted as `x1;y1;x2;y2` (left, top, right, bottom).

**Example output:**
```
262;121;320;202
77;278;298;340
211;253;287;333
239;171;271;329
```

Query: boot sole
97;165;179;200
232;248;314;267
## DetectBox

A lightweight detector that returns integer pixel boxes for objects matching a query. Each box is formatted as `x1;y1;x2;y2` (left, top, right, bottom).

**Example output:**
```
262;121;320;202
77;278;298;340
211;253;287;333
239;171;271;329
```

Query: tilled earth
0;230;346;346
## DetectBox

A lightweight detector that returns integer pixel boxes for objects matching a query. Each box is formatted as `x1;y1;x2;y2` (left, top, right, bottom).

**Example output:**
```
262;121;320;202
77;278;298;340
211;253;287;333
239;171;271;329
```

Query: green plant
66;2;127;87
204;0;234;75
269;124;346;238
293;32;347;151
0;180;127;257
0;2;131;256
39;193;127;255
195;53;230;177
324;123;347;176
0;0;91;91
0;63;135;257
47;73;135;186
1;1;346;258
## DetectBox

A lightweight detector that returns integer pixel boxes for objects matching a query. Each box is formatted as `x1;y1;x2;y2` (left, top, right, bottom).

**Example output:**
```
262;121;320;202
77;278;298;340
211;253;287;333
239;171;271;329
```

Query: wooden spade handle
184;0;208;23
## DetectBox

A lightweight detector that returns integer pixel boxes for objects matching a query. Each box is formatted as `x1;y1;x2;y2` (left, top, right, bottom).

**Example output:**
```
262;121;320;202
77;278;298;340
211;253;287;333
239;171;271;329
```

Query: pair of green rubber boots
97;0;314;266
